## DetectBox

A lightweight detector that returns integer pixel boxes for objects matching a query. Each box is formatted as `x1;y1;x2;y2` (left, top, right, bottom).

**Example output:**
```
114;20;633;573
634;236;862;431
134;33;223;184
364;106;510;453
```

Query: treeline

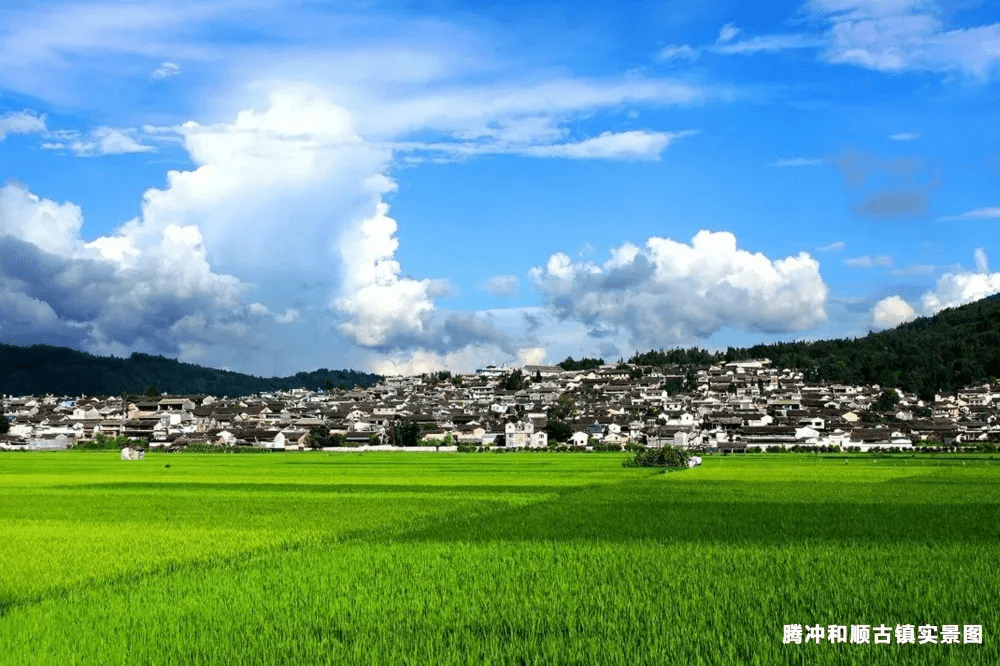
557;357;605;371
0;344;381;396
627;294;1000;400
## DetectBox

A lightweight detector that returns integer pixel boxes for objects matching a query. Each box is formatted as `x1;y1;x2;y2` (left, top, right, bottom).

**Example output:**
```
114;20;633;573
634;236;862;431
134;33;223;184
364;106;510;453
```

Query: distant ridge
0;344;381;396
629;293;1000;400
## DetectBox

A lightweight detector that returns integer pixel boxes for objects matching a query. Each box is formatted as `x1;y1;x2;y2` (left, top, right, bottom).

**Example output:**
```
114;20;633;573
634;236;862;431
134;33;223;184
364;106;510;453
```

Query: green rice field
1;451;998;665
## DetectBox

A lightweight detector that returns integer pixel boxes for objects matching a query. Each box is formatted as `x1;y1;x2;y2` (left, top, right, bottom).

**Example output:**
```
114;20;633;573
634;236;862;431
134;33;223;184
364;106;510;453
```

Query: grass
0;451;998;664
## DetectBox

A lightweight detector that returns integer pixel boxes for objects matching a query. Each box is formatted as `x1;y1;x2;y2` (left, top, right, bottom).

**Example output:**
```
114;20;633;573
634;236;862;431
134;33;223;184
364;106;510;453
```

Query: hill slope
0;344;381;397
630;293;1000;399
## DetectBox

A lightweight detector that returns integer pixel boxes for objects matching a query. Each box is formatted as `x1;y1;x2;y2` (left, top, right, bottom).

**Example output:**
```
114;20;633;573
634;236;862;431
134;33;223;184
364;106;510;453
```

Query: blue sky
2;0;1000;376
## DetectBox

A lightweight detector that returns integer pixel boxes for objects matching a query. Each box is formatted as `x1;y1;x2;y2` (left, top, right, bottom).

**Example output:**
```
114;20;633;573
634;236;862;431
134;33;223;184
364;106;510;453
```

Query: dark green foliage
73;433;147;450
544;420;573;443
547;395;576;421
391;420;421;448
629;293;1000;395
623;445;691;468
307;427;330;449
502;369;527;391
0;343;381;396
144;384;160;397
556;356;604;371
873;389;901;412
630;347;721;367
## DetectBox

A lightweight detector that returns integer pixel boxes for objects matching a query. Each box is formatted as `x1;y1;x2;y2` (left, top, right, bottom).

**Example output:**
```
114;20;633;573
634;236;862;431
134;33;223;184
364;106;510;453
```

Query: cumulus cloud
333;202;436;347
150;61;180;79
0;110;46;140
2;88;559;374
529;230;829;351
871;249;1000;330
0;182;246;355
871;295;918;330
484;274;519;298
42;127;154;156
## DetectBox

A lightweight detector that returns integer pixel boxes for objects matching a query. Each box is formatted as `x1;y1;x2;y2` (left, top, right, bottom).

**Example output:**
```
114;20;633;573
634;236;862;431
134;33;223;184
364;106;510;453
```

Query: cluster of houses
3;359;1000;452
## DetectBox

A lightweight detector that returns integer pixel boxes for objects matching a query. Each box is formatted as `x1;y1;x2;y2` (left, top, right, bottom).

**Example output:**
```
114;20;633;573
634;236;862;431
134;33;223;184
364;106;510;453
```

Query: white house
120;447;145;460
505;420;534;447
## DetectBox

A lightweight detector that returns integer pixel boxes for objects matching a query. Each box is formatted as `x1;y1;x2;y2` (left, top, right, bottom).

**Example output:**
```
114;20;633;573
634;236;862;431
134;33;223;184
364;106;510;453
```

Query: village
4;359;1000;453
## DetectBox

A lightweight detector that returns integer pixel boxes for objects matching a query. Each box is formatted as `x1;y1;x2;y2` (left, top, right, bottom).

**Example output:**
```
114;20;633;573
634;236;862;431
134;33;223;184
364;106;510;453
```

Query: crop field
1;451;999;665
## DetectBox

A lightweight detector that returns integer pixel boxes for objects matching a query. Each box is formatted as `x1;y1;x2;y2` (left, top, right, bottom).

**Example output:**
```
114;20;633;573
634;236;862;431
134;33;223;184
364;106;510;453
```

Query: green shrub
74;433;147;451
623;445;691;468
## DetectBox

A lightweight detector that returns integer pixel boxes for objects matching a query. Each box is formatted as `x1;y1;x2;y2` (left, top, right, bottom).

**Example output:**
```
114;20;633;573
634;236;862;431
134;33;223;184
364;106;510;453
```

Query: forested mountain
0;344;381;397
630;294;1000;400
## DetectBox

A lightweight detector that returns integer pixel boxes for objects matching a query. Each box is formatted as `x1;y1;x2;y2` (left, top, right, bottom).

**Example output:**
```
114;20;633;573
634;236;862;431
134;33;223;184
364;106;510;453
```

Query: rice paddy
1;451;998;664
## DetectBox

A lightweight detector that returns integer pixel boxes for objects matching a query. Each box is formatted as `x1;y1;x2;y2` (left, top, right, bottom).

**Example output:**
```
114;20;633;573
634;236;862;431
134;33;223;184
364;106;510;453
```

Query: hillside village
4;359;1000;452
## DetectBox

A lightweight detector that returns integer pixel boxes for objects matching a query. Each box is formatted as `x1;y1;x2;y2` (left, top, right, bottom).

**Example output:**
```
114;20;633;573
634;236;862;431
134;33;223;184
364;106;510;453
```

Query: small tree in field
623;445;691;469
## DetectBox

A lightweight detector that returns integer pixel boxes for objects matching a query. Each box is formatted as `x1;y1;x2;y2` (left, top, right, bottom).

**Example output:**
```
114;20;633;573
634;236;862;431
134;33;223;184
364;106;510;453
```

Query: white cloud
714;34;825;55
248;302;270;316
529;230;829;350
655;45;699;62
520;130;696;161
484;274;519;298
0;182;246;357
818;241;845;252
0;110;47;140
874;249;1000;329
975;247;989;274
397;129;698;162
333;202;435;347
810;0;1000;79
892;264;935;276
42;127;154;156
889;132;920;141
769;157;825;167
871;296;917;330
718;24;741;43
844;254;893;268
701;2;1000;80
939;207;1000;221
0;184;84;256
151;61;181;79
276;308;300;324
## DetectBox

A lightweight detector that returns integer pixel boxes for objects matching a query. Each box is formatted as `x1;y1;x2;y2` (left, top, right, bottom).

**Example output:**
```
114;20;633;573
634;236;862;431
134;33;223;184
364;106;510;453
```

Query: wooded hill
0;344;381;397
629;294;1000;401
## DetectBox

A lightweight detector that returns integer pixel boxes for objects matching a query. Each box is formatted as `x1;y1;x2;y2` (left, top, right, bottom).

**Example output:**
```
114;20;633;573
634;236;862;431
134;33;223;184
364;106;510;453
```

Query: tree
623;445;691;468
325;379;334;392
549;395;576;420
503;369;528;391
545;420;573;443
0;413;8;435
144;383;160;397
392;420;420;448
874;389;900;413
307;427;330;449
